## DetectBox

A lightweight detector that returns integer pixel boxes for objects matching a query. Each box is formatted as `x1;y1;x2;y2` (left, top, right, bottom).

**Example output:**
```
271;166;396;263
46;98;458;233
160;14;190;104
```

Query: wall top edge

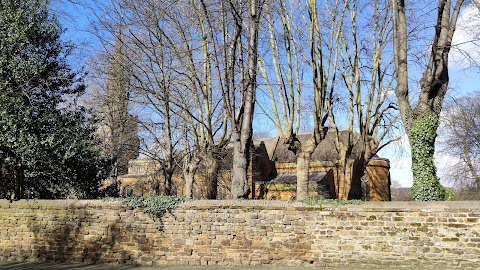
0;199;479;211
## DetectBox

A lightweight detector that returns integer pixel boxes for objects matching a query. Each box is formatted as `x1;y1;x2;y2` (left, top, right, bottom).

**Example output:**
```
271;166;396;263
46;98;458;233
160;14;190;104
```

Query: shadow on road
0;262;139;270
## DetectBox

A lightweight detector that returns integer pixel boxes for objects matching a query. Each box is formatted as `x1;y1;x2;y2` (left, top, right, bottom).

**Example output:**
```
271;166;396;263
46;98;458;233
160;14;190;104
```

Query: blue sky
50;0;100;70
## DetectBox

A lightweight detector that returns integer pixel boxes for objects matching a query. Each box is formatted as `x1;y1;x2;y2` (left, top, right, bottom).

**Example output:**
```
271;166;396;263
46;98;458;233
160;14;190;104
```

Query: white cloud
378;132;412;187
434;152;461;169
391;155;411;168
387;149;458;188
434;151;463;188
389;154;413;187
450;4;480;69
387;89;396;98
390;167;413;187
380;132;462;188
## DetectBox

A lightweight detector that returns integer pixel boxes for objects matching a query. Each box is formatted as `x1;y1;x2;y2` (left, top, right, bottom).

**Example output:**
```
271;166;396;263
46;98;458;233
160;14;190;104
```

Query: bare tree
258;0;332;200
258;0;304;139
438;93;480;191
180;117;201;199
91;0;237;198
112;0;183;195
175;0;231;199
328;0;397;200
223;0;265;199
258;0;397;201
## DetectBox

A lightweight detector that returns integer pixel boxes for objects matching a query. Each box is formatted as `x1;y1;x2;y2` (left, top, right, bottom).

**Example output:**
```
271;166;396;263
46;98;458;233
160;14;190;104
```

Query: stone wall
0;200;479;269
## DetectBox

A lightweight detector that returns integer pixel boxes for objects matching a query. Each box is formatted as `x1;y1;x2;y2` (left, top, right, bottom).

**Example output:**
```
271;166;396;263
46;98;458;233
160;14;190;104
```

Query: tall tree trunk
230;0;263;199
336;145;354;201
163;91;175;196
286;133;322;201
296;151;313;200
338;158;355;200
358;136;380;201
231;138;251;198
205;156;220;199
163;168;174;196
13;166;24;200
183;157;200;199
183;172;194;199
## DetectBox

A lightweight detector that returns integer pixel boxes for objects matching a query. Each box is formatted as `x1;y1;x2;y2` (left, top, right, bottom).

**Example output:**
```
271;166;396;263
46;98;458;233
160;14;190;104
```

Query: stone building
116;132;391;201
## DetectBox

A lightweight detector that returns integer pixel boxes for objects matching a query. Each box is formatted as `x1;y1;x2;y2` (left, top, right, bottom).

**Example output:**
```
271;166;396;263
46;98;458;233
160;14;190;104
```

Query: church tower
102;26;139;179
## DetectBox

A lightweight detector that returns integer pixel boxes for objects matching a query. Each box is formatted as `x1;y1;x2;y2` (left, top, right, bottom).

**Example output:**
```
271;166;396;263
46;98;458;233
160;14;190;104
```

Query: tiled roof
270;131;365;163
264;171;328;184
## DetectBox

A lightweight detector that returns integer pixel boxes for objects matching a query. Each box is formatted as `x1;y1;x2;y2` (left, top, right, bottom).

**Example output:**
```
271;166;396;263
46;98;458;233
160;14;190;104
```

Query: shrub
119;196;186;220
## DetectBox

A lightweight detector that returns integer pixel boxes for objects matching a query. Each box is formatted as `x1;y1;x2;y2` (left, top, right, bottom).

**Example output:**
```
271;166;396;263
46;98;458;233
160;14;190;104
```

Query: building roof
266;131;364;163
253;137;280;158
221;130;375;169
264;171;328;184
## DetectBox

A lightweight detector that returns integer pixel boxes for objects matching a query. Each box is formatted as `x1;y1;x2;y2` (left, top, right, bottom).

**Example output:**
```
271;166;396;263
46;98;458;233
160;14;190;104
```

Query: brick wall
0;200;479;269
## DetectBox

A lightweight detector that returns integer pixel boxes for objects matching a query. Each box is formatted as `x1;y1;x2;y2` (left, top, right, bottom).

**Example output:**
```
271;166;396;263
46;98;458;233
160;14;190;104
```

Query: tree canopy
0;0;108;199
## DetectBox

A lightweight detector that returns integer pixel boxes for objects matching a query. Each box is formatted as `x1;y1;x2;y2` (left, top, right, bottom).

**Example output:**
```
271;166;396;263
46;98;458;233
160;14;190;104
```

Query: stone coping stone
0;199;479;212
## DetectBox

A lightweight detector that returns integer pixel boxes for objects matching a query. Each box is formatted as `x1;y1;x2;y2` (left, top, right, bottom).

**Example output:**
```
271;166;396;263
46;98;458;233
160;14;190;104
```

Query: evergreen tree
0;0;108;199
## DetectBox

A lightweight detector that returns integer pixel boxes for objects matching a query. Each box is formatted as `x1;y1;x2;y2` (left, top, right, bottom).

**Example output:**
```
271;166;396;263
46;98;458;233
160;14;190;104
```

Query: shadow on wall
0;262;139;269
26;206;154;264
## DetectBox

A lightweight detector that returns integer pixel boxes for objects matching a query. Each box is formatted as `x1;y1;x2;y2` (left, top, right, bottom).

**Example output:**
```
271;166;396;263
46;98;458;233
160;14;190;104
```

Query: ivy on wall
105;196;185;230
120;196;185;219
410;112;446;201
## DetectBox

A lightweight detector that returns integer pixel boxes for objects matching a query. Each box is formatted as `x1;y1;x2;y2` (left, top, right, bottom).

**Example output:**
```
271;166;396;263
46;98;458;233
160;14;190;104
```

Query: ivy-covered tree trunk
392;0;464;201
410;113;445;201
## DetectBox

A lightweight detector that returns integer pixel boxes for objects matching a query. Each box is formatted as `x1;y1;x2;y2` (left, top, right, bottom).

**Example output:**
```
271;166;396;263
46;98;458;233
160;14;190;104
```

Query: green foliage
0;0;109;199
118;196;186;220
410;112;446;201
302;198;363;206
444;188;454;201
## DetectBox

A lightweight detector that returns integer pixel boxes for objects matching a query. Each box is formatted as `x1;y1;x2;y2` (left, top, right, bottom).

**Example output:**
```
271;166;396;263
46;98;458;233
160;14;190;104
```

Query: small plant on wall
105;196;185;230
